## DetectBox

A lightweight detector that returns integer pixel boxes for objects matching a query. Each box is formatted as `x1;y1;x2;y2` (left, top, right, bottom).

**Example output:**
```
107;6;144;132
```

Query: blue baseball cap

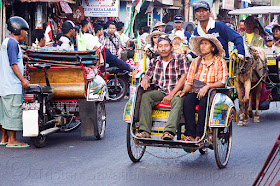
194;1;210;12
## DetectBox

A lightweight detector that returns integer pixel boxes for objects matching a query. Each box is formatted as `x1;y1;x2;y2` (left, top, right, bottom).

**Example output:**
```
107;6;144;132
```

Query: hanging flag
45;21;53;45
125;0;146;36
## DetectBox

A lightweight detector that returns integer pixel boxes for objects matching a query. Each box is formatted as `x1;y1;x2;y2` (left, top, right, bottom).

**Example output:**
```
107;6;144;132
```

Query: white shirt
58;36;74;51
263;45;280;58
84;34;102;50
140;33;149;43
116;32;130;47
162;61;169;87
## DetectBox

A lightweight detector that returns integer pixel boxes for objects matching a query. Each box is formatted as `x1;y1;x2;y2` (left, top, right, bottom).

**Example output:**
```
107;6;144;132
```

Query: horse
231;45;268;126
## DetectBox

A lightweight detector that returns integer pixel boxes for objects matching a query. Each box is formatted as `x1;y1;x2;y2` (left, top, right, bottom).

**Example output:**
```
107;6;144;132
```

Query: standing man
167;15;191;44
58;21;77;51
192;1;245;59
116;21;130;48
0;16;30;148
240;16;264;47
99;22;122;57
237;20;246;33
136;35;190;140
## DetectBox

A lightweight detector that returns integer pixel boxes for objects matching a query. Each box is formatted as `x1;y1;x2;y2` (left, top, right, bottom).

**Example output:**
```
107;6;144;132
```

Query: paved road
0;99;279;185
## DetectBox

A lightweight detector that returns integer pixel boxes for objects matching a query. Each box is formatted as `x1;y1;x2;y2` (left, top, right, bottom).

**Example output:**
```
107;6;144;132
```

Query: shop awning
229;6;280;15
20;0;75;4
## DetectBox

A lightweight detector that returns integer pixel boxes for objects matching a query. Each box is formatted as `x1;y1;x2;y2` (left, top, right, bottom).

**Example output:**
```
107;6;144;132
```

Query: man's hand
161;94;173;104
176;90;185;97
21;79;30;88
140;78;150;90
197;85;209;100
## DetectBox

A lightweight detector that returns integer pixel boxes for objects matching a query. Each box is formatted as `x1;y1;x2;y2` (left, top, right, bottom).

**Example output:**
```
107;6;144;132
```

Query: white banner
82;0;120;17
222;0;234;10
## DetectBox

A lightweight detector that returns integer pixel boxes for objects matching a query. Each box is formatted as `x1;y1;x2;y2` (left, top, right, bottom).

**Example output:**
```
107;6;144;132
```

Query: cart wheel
95;101;106;140
108;77;128;101
213;122;232;169
127;123;146;162
31;135;47;148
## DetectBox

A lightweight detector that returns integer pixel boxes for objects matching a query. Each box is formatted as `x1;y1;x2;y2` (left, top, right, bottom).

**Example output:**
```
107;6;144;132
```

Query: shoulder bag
190;57;207;94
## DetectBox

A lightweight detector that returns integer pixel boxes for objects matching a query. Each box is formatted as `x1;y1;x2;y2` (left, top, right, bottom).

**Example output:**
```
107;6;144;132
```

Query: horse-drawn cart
23;49;108;148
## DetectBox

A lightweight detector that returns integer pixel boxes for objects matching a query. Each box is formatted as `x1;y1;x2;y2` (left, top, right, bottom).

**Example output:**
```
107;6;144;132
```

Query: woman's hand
176;90;185;97
197;85;209;100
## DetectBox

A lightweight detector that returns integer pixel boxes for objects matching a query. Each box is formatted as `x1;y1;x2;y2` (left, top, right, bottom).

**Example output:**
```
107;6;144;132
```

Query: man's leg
139;90;165;133
183;93;198;138
1;95;29;147
102;48;131;71
196;94;208;138
164;95;185;135
0;97;8;144
0;126;8;144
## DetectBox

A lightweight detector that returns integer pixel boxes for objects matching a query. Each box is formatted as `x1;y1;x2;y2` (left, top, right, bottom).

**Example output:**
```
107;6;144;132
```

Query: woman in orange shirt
177;34;228;142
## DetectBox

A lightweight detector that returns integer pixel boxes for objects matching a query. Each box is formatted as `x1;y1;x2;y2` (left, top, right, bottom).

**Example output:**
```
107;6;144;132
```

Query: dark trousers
102;48;131;71
183;93;208;137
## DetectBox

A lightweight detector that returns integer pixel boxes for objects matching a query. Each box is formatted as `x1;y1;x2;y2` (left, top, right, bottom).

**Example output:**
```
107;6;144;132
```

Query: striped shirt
144;52;190;95
186;55;228;86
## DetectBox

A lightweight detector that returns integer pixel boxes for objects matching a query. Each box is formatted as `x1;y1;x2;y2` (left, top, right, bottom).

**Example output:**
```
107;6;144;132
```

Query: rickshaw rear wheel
213;121;232;169
31;134;47;148
127;123;146;162
95;101;106;140
108;77;128;101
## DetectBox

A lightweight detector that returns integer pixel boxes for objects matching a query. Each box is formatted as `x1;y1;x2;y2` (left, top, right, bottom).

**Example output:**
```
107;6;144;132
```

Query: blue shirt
194;21;245;58
0;36;24;96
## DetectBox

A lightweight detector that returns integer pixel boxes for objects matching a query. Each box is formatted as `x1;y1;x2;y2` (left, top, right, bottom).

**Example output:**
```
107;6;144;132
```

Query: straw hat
146;29;167;44
153;21;166;29
173;30;185;40
189;34;225;58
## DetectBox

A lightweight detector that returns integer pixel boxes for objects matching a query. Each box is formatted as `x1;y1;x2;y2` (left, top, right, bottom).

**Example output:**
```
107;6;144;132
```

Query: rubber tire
213;122;232;169
127;123;146;163
108;77;128;101
95;101;106;140
31;135;47;148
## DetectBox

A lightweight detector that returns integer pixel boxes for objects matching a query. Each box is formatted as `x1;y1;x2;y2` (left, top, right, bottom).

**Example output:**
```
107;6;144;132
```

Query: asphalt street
0;99;279;186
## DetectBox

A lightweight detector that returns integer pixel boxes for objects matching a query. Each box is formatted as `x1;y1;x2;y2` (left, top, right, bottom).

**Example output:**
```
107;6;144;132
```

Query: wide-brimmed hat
154;21;166;29
146;29;167;44
173;30;185;40
189;34;225;58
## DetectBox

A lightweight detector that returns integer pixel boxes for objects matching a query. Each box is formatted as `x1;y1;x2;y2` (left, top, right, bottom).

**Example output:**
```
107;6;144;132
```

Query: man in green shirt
240;16;264;48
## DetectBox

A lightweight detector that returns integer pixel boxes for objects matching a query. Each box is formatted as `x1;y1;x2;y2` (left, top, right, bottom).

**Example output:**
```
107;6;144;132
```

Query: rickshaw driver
136;35;190;140
189;1;245;60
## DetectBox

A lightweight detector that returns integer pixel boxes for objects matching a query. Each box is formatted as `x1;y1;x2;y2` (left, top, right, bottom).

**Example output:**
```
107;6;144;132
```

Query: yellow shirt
246;33;254;44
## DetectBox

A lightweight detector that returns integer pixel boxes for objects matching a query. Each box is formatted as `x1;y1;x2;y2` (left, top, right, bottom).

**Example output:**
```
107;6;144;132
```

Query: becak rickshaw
23;49;108;148
123;35;237;169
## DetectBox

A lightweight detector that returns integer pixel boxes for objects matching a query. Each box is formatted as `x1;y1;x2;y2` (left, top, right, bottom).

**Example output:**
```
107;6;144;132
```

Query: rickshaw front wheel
127;123;146;163
213;121;232;169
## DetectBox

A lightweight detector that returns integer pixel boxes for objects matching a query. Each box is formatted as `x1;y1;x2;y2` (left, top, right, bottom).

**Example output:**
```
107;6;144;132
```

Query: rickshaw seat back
30;67;85;99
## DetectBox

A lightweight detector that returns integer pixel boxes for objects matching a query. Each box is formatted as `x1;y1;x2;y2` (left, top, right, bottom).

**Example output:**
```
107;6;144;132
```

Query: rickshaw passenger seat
154;103;172;111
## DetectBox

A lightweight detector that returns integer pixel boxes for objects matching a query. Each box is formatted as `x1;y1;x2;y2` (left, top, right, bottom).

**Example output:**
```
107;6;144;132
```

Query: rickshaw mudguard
87;75;109;102
208;93;236;127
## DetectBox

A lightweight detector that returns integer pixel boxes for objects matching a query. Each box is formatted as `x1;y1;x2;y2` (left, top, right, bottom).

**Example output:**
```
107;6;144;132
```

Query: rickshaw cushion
154;103;172;110
195;105;199;111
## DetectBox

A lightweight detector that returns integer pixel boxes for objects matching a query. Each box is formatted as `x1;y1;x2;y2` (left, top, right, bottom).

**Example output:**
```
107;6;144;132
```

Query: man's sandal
136;131;151;138
161;132;174;140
